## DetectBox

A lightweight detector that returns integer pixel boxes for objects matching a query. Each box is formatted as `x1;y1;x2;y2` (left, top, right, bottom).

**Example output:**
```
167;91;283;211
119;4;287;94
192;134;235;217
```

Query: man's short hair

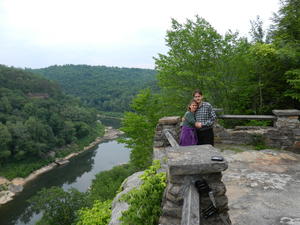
193;89;203;96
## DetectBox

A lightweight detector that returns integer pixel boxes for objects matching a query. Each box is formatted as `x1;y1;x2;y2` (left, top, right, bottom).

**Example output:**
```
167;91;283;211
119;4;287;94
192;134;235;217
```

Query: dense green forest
30;65;157;113
0;65;103;177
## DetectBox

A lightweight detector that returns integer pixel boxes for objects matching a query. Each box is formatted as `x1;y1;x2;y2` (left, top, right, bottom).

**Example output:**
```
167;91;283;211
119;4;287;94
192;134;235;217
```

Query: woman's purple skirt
179;126;198;146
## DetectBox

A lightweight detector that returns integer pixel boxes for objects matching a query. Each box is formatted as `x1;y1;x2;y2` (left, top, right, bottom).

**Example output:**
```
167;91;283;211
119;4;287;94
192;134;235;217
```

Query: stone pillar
272;109;300;152
159;145;231;225
153;116;181;148
273;109;300;129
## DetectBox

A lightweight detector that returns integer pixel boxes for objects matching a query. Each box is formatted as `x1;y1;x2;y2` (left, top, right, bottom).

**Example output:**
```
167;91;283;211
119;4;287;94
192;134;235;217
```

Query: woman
179;100;198;146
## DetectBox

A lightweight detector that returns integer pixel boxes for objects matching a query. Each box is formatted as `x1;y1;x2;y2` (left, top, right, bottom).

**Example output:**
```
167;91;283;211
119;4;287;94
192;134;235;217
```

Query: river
0;118;130;225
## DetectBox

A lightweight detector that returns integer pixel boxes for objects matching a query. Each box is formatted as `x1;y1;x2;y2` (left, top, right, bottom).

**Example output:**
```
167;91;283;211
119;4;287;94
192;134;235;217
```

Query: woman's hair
187;99;198;111
192;89;203;96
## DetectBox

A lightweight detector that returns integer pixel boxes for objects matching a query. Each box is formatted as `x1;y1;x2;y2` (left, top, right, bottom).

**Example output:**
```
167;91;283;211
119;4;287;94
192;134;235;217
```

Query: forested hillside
31;65;157;112
0;65;103;176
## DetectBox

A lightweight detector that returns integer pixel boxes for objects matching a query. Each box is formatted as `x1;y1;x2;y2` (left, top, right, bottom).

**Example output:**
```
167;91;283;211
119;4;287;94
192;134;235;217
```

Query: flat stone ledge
218;115;276;120
272;109;300;116
159;116;181;125
213;108;224;113
167;145;228;176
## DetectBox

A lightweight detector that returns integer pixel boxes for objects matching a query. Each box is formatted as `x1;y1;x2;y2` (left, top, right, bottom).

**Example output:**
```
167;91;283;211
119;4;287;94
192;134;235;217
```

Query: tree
25;117;55;155
25;116;54;144
119;89;163;170
60;121;77;144
247;43;287;113
270;0;300;103
285;69;300;100
270;0;300;44
0;123;12;161
0;97;13;113
74;122;90;138
250;16;266;43
154;16;259;114
154;16;224;113
6;121;30;159
24;187;89;225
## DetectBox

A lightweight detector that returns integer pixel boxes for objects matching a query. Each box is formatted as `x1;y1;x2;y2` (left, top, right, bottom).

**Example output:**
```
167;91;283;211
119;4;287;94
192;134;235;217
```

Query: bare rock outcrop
109;171;144;225
220;146;300;225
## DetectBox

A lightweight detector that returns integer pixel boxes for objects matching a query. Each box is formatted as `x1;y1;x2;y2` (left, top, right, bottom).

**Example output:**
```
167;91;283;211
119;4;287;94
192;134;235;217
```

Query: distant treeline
30;65;158;112
0;65;102;167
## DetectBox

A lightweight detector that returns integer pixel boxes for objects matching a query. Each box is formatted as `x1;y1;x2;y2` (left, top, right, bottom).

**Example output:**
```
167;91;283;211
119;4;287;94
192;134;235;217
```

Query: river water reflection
0;118;129;225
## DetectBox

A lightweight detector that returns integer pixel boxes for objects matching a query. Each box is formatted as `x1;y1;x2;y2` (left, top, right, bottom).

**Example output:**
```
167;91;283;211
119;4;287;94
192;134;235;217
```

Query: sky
0;0;280;69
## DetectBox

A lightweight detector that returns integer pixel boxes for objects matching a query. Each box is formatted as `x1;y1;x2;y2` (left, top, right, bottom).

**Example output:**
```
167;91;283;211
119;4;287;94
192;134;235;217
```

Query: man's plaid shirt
195;102;216;129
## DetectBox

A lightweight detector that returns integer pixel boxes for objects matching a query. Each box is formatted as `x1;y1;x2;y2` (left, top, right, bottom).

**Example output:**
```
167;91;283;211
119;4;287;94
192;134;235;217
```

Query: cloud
0;0;280;68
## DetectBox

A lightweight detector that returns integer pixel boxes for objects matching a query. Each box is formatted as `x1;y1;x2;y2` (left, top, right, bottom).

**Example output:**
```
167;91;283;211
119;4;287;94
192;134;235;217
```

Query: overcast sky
0;0;280;69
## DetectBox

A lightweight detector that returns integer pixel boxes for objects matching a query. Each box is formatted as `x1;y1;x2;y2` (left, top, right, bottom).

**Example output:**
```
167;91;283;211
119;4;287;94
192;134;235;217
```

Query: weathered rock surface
0;191;14;204
0;177;10;186
103;127;124;140
8;183;23;193
218;144;300;225
109;171;144;225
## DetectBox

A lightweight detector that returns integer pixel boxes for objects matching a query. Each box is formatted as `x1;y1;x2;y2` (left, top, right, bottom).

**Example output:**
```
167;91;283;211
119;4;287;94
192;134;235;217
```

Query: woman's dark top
181;111;196;128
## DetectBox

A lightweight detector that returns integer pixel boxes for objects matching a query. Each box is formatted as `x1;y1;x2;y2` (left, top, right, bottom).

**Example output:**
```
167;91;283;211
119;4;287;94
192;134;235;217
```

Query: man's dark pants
196;128;214;146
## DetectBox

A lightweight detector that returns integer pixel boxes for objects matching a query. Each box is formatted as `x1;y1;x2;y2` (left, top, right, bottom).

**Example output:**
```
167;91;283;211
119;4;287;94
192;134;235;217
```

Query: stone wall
154;117;231;225
154;116;181;148
214;109;300;152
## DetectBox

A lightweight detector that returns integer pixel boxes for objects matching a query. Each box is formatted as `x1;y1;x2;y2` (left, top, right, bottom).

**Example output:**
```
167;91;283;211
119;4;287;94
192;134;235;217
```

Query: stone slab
0;191;14;204
181;184;200;225
167;145;228;176
159;116;181;125
218;115;276;120
272;109;300;116
163;130;179;147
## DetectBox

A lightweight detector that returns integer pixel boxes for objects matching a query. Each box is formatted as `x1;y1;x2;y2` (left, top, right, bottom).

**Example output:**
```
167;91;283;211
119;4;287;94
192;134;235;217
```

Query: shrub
89;164;137;202
76;200;112;225
120;160;166;225
251;133;268;150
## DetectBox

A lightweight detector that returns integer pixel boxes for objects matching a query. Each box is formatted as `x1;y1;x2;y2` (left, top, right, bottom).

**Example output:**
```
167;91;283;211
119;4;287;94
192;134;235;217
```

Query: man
193;89;216;145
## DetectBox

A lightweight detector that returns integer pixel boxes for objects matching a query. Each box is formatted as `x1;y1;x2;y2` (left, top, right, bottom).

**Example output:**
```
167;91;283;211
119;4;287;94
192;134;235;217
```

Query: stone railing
153;117;231;225
214;109;300;152
153;110;299;224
